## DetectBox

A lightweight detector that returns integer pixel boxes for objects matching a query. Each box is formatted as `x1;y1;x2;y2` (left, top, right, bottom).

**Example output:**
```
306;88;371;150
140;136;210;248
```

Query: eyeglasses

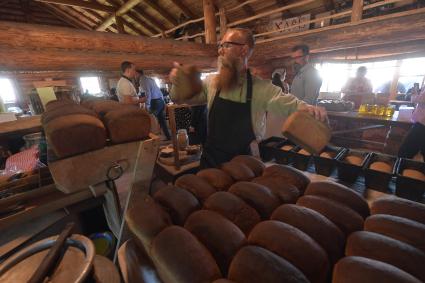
217;41;246;49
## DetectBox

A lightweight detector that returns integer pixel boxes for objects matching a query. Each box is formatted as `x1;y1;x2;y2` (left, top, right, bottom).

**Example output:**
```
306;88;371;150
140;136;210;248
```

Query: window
0;78;17;103
80;77;101;95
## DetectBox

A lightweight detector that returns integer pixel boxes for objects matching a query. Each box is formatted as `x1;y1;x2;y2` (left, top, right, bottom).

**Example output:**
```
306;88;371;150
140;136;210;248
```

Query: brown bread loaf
369;161;393;173
281;144;295;151
197;168;234;191
344;155;364;165
262;164;310;193
153;186;200;225
364;214;425;253
42;104;97;125
402;169;425;181
248;220;329;283
203;192;261;235
220;161;255;181
298;149;311;156
45;99;76;111
228;181;280;219
297;195;364;236
346;231;425;282
174;174;216;203
151;226;221;283
228;245;309;283
231;155;265;177
271;204;345;264
44;114;106;158
184;210;246;275
82;99;125;116
319;151;334;158
304;181;370;218
252;176;300;203
333;256;421;283
370;196;425;225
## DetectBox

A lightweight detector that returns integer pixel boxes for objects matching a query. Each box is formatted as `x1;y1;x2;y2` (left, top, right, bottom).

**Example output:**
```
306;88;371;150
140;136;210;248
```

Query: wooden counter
328;111;412;127
0;115;42;138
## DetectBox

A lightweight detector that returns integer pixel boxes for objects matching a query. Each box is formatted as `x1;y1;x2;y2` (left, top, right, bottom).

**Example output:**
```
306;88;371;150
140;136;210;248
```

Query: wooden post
203;0;217;44
219;7;227;40
351;0;364;22
389;59;402;100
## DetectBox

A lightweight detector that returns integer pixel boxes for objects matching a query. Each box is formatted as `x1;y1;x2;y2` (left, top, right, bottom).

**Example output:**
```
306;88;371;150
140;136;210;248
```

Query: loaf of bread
45;99;76;112
263;164;310;193
203;192;261;235
319;151;334;159
42;104;97;125
304;181;370;218
248;220;329;283
44;114;106;158
231;155;265;177
370;196;425;225
333;256;421;283
402;169;425;181
271;204;345;264
197;168;234;191
82;100;126;116
281;144;295;151
151;226;221;283
252;176;300;204
184;210;246;275
298;149;311;156
174;174;216;203
297;195;364;236
228;181;280;219
369;161;393;173
220;162;255;181
281;111;331;155
153;186;200;225
364;214;425;253
346;231;425;282
344;155;363;166
228;245;309;283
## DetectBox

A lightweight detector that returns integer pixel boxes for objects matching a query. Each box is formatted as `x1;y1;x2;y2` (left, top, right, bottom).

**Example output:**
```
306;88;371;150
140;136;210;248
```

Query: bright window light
0;78;17;103
80;77;101;95
201;72;217;80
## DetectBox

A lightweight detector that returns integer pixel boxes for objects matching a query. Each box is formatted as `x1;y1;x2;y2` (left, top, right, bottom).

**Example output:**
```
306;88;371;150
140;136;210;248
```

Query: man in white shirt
116;61;146;105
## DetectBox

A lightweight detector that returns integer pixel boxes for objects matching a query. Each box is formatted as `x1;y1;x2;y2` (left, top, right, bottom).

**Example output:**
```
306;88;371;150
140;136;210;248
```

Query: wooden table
0;115;42;138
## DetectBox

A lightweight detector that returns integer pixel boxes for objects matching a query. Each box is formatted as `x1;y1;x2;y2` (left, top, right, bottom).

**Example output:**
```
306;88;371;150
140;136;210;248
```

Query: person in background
290;44;322;105
398;85;425;160
404;82;421;101
341;66;374;108
109;87;119;101
116;61;146;105
272;68;290;94
137;69;171;140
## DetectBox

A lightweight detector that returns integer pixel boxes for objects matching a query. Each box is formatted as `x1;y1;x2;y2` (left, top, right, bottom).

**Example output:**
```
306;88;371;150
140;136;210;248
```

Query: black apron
200;70;256;168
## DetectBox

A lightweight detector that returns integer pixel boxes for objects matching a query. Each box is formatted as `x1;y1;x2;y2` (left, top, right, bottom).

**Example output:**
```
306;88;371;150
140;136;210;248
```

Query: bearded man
169;28;327;168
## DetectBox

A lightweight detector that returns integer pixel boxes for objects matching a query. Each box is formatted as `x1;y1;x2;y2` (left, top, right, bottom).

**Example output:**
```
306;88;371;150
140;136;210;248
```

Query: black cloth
200;70;255;168
398;122;425;159
189;105;207;145
150;98;171;140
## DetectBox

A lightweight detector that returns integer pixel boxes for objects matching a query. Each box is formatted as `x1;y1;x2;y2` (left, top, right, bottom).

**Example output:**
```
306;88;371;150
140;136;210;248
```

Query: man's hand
169;62;181;84
299;104;327;123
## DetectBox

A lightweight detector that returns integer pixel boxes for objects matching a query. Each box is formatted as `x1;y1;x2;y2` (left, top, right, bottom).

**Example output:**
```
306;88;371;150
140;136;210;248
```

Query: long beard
216;56;243;91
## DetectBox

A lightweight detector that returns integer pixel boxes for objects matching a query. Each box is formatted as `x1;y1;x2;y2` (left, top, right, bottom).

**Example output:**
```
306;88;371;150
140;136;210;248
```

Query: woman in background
271;68;290;94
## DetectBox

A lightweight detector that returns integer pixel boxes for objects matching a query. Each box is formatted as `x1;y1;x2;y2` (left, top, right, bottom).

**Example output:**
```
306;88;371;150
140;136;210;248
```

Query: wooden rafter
323;0;335;11
20;0;33;23
61;5;99;28
34;0;115;12
125;11;157;34
236;0;255;16
72;4;119;32
142;0;178;26
131;5;167;31
115;15;125;33
42;2;92;29
121;15;149;35
96;0;141;31
169;0;196;18
275;0;294;18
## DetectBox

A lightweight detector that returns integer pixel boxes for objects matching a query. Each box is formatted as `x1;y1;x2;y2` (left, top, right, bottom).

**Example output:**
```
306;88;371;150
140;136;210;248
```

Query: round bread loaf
344;155;363;165
220;162;255;181
151;226;221;283
231;155;265;177
252;176;300;204
203;192;261;235
346;231;425;282
364;214;425;253
271;204;345;264
370;196;425;225
83;100;125;116
228;182;280;219
184;210;246;275
174;174;216;203
298;149;311;156
281;144;294;151
319;151;334;159
263;165;310;193
402;169;425;181
153;186;200;225
248;220;329;283
45;99;76;112
197;168;234;191
333;256;421;283
369;161;393;173
228;245;309;283
42;104;97;125
304;181;370;218
296;195;364;236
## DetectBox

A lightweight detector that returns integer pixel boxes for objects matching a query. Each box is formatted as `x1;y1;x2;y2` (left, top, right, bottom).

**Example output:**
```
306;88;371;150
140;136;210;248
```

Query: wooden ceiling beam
61;5;99;28
42;3;92;29
74;3;120;33
142;0;178;26
34;0;115;13
96;0;141;31
236;0;255;16
169;0;196;19
120;15;149;35
131;6;167;32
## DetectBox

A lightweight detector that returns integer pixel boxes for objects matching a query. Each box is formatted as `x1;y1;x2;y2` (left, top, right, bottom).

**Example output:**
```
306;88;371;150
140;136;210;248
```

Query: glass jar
177;129;189;151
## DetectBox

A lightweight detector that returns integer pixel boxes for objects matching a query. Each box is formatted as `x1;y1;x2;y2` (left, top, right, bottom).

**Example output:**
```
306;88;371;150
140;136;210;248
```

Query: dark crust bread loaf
174;174;216;203
364;214;425;254
304;181;370;218
231;155;265;177
370;197;425;225
228;181;280;219
151;226;221;283
228;245;309;283
197;168;234;191
271;204;345;264
220;161;255;181
346;231;425;282
262;165;310;193
248;220;329;283
42;104;97;125
81;99;125;116
184;210;246;275
45;99;76;112
252;176;300;204
203;191;261;235
297;195;364;236
333;256;421;283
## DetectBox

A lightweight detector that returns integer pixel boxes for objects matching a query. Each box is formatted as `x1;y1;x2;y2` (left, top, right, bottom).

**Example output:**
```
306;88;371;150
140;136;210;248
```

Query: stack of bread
125;155;425;283
42;99;151;159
